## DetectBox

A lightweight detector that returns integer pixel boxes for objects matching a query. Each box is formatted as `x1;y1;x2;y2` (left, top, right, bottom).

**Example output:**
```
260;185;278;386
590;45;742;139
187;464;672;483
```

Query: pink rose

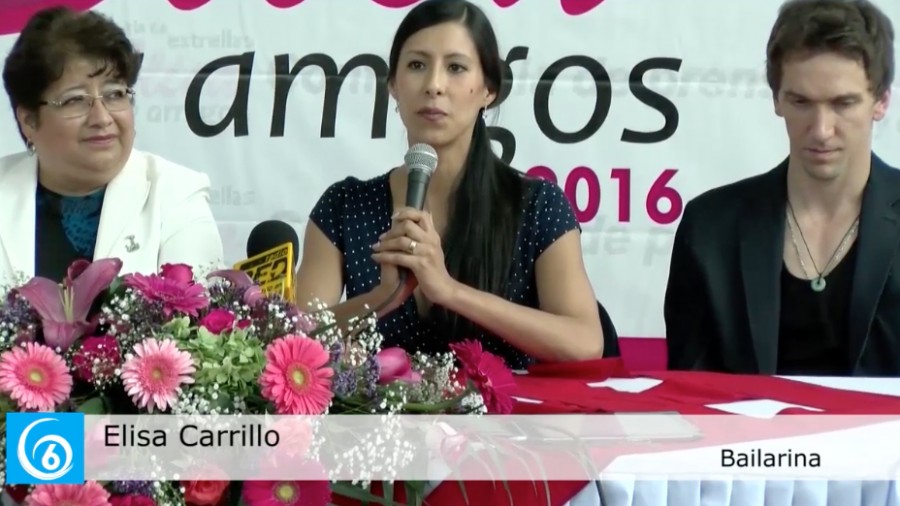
160;263;194;284
200;309;236;334
110;494;156;506
375;347;422;385
182;478;229;506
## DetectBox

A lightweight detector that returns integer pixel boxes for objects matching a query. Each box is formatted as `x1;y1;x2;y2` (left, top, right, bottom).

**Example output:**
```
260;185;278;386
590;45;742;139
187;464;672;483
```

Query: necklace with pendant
786;201;859;292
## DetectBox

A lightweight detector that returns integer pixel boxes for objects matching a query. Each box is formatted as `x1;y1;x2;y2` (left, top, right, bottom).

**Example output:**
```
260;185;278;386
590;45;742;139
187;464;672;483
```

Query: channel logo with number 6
5;412;84;484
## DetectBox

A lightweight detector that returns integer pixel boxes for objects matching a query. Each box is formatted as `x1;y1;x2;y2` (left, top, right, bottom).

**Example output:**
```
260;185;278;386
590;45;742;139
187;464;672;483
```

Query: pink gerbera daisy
0;342;73;411
120;338;195;412
450;340;516;414
26;482;111;506
123;272;208;316
260;335;334;415
242;479;330;506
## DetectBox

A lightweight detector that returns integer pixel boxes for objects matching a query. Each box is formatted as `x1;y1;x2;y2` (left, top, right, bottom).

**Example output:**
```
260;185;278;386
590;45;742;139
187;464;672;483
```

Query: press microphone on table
371;143;438;317
233;220;300;301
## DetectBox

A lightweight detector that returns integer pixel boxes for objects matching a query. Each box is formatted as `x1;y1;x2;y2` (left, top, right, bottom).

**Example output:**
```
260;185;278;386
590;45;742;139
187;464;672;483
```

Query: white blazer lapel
93;152;150;262
0;154;37;280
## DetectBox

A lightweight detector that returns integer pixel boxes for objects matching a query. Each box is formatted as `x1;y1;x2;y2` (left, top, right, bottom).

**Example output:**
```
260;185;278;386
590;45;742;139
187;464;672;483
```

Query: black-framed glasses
39;88;136;119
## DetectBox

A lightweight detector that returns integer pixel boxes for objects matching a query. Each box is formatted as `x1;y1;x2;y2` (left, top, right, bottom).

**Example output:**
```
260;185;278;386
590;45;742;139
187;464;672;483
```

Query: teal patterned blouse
35;183;105;281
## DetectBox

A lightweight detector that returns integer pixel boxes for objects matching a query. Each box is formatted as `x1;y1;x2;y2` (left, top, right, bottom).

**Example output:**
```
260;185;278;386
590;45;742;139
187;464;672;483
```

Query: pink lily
17;258;123;351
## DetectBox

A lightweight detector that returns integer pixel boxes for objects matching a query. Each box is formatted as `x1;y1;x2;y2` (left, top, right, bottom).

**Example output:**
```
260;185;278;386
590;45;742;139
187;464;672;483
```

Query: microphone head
404;143;438;175
247;220;300;266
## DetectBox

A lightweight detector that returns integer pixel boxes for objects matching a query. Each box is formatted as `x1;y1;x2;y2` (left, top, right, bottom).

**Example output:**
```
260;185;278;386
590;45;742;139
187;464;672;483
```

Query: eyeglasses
39;88;136;119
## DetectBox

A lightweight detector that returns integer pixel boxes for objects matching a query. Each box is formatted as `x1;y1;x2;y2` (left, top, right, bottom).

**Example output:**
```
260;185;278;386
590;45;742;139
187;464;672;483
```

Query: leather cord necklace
786;201;859;292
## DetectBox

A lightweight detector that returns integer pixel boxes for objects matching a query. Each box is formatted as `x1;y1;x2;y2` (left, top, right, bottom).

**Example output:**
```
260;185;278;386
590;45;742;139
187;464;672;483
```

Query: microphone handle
405;168;431;210
398;167;430;288
370;278;407;318
365;168;431;320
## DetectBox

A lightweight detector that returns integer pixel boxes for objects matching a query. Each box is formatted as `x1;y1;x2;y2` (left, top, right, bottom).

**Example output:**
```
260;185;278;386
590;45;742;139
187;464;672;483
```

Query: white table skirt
563;376;900;506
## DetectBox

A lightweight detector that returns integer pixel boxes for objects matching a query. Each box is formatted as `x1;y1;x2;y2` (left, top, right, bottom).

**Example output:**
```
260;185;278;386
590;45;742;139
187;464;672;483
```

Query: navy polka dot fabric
310;171;580;369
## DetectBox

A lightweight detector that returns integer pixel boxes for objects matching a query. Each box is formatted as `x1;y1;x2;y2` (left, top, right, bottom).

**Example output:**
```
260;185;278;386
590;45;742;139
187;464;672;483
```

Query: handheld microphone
234;220;299;301
366;144;439;319
398;143;438;285
404;143;439;210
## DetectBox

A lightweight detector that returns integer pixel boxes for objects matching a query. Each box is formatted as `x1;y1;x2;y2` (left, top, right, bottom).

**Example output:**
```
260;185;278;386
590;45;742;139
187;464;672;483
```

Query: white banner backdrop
1;0;899;340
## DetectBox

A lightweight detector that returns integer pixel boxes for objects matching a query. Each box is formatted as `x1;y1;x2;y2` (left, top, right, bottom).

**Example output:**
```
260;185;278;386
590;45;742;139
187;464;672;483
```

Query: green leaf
382;481;393;506
479;444;514;505
107;275;124;294
404;481;428;506
454;480;470;505
527;423;603;502
0;393;15;415
499;442;547;504
76;396;107;415
163;316;192;339
445;438;514;505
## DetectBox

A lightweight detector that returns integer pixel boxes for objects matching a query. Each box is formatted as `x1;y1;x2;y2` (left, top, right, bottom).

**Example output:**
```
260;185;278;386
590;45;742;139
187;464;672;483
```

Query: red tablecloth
399;358;900;506
11;358;894;506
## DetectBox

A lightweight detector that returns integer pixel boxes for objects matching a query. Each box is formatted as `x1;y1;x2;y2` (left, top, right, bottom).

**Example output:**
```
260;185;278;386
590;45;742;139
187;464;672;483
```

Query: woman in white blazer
0;6;224;284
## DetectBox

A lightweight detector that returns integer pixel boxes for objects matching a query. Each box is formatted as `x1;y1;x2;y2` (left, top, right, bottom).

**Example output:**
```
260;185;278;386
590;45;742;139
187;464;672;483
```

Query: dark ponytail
432;110;525;339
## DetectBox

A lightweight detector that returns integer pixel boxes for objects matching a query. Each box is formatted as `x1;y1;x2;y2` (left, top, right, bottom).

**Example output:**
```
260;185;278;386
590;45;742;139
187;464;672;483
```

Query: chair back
597;300;620;358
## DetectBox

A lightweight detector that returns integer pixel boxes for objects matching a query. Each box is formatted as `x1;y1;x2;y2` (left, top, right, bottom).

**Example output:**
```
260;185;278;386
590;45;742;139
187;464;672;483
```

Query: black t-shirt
777;242;857;375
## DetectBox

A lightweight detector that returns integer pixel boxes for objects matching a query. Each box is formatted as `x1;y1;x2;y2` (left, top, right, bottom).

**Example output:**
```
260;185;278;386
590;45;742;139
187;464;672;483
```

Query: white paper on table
586;377;663;393
706;399;824;418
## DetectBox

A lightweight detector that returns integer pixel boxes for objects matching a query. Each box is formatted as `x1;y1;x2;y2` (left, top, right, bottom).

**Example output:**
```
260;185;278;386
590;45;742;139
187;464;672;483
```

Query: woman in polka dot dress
295;0;604;370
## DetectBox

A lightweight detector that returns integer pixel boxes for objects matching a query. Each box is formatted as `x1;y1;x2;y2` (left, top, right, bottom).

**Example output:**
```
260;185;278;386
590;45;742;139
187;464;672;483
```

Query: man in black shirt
664;0;900;376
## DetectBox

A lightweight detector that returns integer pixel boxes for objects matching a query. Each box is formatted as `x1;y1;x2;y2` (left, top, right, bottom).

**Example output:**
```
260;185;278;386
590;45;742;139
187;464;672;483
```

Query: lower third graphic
5;412;84;484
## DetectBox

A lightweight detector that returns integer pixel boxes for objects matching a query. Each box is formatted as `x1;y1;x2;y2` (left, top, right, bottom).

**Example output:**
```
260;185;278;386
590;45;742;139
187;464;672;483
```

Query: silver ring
407;239;418;254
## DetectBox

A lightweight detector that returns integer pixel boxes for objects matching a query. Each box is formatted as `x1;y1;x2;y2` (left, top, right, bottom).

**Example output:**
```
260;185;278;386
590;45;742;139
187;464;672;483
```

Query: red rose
160;263;194;284
200;309;236;334
72;335;121;383
110;494;157;506
4;485;29;503
182;480;229;506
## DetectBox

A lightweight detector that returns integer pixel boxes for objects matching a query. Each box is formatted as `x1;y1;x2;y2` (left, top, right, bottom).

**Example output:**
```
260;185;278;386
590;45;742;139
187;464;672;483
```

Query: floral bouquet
0;258;518;506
